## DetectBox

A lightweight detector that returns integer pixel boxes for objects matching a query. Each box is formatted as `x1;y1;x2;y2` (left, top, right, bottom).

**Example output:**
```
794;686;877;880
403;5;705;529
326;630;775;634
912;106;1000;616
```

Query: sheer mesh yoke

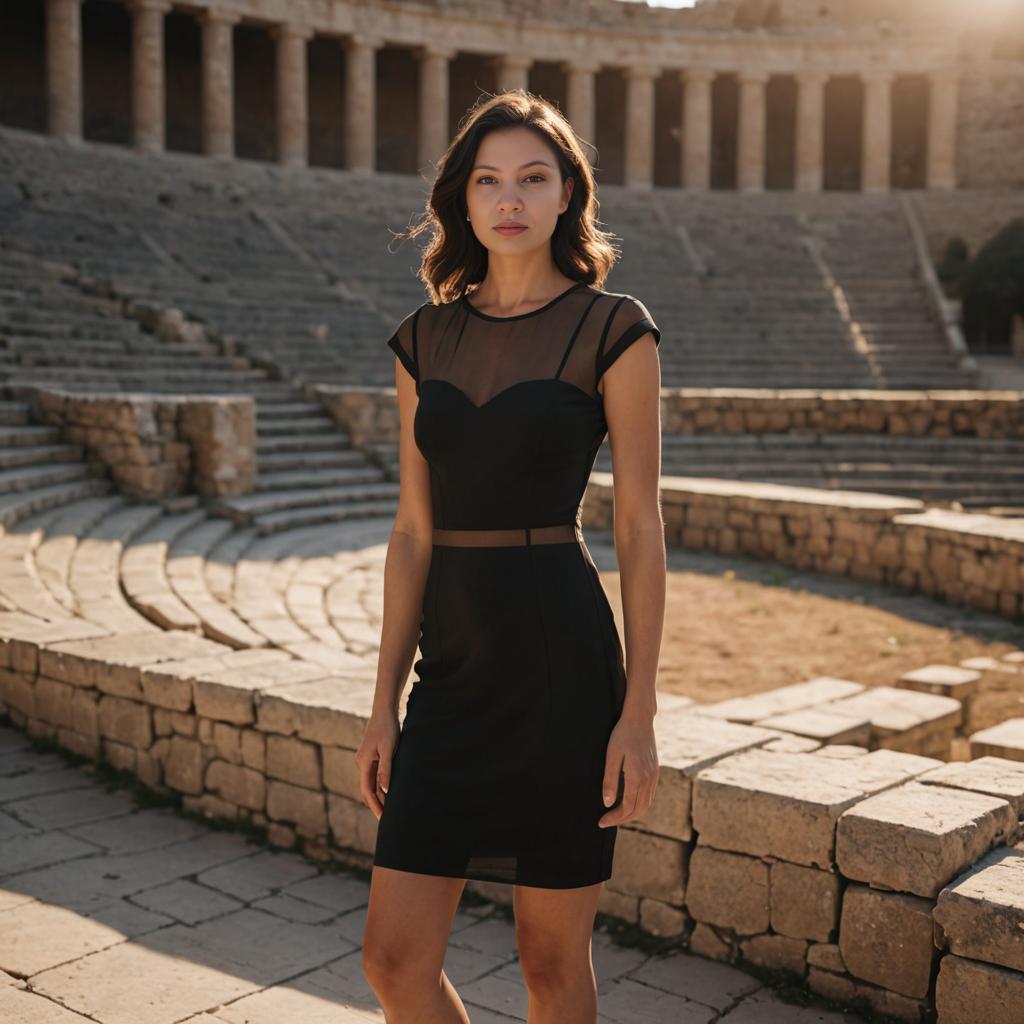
385;283;661;405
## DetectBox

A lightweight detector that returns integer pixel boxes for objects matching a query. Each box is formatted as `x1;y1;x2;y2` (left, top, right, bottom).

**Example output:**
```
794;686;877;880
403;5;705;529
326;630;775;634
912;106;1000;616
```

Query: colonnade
42;0;961;191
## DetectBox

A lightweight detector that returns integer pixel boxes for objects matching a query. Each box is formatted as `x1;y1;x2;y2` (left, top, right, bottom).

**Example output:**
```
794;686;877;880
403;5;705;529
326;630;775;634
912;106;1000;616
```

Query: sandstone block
934;953;1024;1024
163;736;207;796
916;755;1024;818
327;792;381;856
738;933;807;976
96;695;152;749
266;734;321;789
933;845;1024;973
770;861;841;941
838;884;935;999
691;676;863;724
836;780;1015;897
206;760;266;812
266;780;326;839
322;746;360;801
970;718;1024;762
896;663;982;700
685;845;768;935
608;827;687;904
255;675;375;747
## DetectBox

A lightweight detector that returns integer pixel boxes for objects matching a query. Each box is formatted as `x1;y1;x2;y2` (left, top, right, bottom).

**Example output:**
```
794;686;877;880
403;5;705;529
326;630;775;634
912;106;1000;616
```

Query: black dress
373;281;661;889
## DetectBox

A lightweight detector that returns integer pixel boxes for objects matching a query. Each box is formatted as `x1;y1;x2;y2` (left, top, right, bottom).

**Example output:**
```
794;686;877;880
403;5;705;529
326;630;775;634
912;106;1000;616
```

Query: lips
494;225;527;234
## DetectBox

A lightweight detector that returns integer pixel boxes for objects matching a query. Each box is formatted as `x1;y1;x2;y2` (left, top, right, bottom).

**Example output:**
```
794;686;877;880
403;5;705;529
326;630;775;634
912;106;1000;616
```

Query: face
465;126;574;251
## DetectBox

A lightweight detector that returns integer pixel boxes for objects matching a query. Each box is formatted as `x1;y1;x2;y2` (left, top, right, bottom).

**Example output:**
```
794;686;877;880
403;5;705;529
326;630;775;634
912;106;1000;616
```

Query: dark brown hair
391;89;620;305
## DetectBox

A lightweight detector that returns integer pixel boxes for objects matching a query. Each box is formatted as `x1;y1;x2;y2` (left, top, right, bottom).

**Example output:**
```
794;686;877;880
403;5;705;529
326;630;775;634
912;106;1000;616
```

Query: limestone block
96;695;152;749
685;846;768;934
212;722;242;765
57;728;101;760
163;736;208;796
42;631;227;701
633;713;783;841
970;719;1024;762
837;780;1016;897
896;663;982;700
33;677;75;730
934;953;1024;1024
691;676;863;724
770;861;841;941
754;707;872;745
205;760;266;812
256;675;376;747
0;668;35;718
638;898;689;938
595;886;640;924
326;792;380;856
838;884;936;999
608;826;687;904
818;685;962;740
178;397;256;496
691;748;927;868
916;755;1024;818
687;922;733;961
738;933;808;976
266;734;321;789
196;660;328;726
322;745;360;801
806;942;846;973
241;729;265;772
266;779;327;839
933;845;1024;973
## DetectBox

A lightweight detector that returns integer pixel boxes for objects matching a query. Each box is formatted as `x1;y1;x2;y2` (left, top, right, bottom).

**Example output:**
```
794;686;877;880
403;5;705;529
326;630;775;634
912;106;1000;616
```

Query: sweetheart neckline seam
418;377;603;411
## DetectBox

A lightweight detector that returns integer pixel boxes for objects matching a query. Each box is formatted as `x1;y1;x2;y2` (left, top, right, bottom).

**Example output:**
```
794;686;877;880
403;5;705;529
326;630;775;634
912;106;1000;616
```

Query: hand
355;712;400;821
598;711;659;829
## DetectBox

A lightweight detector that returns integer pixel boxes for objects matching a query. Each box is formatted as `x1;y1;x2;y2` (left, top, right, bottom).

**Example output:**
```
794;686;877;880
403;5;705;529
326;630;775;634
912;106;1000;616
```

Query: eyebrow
471;160;554;172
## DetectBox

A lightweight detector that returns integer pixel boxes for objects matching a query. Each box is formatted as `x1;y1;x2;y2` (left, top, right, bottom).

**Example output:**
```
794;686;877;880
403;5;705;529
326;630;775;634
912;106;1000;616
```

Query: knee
362;936;438;1000
517;934;589;995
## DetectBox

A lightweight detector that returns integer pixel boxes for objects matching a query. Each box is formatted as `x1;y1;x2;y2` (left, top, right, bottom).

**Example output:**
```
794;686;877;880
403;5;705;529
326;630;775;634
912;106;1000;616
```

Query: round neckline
461;281;585;321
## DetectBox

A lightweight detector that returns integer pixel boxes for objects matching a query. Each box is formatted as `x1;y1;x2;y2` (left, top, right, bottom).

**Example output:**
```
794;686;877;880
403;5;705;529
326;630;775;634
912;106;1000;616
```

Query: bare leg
363;865;470;1023
514;881;603;1024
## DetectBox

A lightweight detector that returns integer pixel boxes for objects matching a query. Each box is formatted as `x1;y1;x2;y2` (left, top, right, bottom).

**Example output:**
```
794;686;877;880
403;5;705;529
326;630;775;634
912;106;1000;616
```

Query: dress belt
432;523;579;547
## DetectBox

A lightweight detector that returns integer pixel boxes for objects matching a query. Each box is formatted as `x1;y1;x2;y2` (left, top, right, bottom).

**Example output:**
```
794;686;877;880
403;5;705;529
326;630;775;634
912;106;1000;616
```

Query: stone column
682;68;714;190
272;23;314;168
130;0;172;154
624;65;659;190
343;33;382;174
737;69;768;193
417;45;455;174
199;6;241;159
927;69;959;190
563;60;599;160
495;54;532;93
794;69;827;192
46;0;82;141
861;69;894;193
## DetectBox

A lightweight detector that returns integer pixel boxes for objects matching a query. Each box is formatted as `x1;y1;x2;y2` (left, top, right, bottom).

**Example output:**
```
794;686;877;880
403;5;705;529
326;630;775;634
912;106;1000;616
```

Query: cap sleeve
386;306;423;393
595;295;661;386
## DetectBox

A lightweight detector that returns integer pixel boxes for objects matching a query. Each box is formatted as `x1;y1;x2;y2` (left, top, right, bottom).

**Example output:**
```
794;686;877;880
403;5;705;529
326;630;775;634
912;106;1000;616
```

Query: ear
562;175;574;213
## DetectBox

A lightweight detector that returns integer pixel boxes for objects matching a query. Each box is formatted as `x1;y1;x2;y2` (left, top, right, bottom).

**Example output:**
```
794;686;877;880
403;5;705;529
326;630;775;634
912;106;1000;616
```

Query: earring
467;215;470;221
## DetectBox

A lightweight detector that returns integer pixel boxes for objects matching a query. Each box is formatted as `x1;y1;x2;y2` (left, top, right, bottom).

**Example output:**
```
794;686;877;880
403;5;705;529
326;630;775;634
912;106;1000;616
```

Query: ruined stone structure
1;0;1022;190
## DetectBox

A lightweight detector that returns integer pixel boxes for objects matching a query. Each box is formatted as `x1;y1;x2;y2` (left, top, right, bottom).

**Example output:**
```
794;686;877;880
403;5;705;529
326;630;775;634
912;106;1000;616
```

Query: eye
475;174;546;184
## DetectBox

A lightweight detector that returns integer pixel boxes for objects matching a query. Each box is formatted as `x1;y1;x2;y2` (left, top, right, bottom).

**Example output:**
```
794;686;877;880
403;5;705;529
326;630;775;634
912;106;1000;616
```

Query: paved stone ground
0;723;878;1023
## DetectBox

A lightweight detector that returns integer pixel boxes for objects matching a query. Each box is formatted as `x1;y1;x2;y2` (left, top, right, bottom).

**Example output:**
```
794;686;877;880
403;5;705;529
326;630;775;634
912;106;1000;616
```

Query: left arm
597;330;666;828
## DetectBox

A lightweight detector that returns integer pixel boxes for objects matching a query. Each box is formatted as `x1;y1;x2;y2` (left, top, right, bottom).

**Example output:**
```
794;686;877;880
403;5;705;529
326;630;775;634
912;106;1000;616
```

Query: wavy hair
391;88;620;304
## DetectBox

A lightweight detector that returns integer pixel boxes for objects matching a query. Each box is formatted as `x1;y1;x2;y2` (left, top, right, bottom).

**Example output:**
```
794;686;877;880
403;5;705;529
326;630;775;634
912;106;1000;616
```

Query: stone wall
1;609;1022;1022
30;389;256;499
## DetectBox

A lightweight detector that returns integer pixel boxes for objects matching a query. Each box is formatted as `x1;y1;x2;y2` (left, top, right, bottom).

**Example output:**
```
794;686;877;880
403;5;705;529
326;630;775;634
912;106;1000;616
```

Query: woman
357;89;666;1023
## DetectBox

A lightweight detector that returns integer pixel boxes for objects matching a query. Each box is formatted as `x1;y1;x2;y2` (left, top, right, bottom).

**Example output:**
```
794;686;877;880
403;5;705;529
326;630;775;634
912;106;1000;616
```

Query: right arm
356;349;433;820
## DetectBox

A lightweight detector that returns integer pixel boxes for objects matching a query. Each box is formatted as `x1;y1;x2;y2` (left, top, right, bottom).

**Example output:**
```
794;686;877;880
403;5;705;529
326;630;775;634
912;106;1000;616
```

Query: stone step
0;444;85;470
0;461;97;497
257;449;365;472
0;424;63;447
0;402;30;426
252;497;402;535
210;480;400;523
0;478;114;530
256;432;354;454
254;466;386;492
256;417;339;436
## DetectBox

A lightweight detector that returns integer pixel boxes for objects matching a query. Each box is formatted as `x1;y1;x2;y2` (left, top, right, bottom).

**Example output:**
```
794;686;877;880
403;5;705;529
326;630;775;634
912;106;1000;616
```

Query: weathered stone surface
206;759;266;812
42;631;228;700
256;676;376;747
326;792;379;856
608;827;686;905
916;755;1024;818
690;676;864;724
163;736;208;796
634;714;783;842
96;695;152;749
195;660;328;726
770;861;841;942
838;884;936;999
934;953;1024;1024
691;748;929;868
685;846;768;935
970;718;1024;762
836;780;1016;897
638;897;688;938
933;845;1024;973
322;745;360;800
738;933;808;976
896;663;982;699
818;685;962;739
266;734;321;789
266;780;327;839
754;707;871;745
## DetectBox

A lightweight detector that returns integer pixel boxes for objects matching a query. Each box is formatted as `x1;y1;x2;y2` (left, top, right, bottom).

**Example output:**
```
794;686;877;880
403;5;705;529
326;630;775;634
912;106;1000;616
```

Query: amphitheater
2;0;1024;1022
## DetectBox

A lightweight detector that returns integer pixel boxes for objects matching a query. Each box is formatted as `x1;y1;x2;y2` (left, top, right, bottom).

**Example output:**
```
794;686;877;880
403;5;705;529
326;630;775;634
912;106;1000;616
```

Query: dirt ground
588;532;1024;742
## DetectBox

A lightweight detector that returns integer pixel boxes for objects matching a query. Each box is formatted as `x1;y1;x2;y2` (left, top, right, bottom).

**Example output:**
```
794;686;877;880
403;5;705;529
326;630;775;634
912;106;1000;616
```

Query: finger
361;756;383;818
602;752;624;808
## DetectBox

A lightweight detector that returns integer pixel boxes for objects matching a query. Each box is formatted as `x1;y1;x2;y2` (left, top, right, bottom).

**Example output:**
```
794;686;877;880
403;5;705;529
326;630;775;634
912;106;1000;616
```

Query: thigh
365;866;467;974
513;881;603;959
